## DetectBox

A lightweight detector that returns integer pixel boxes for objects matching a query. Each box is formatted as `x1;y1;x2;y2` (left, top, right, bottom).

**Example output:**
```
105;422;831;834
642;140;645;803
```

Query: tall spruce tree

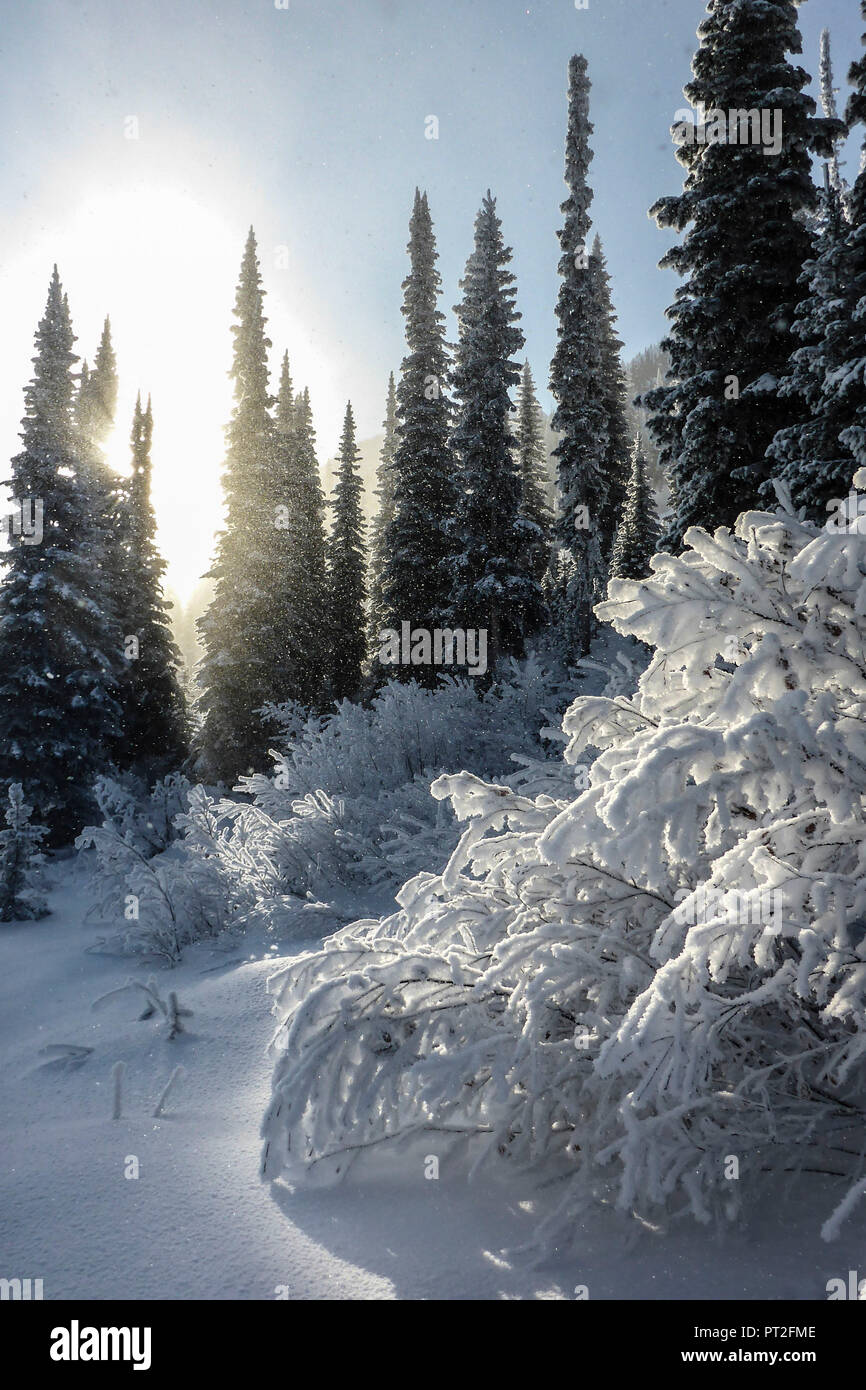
642;0;840;549
515;361;553;586
820;28;844;193
379;191;458;681
83;317;118;444
825;1;866;475
0;269;121;843
75;318;118;463
289;384;330;706
275;351;295;434
367;372;399;653
549;55;609;658
196;228;285;784
610;435;661;581
763;177;859;519
449;193;543;664
592;235;631;560
74;315;128;725
116;395;189;776
269;357;330;709
327;403;367;703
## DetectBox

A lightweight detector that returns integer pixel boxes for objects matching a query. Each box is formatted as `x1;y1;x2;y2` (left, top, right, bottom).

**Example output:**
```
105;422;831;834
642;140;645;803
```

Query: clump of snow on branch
261;481;866;1241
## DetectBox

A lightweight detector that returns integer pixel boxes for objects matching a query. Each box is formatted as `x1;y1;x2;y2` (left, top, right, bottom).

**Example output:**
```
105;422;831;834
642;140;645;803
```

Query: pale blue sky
0;0;859;592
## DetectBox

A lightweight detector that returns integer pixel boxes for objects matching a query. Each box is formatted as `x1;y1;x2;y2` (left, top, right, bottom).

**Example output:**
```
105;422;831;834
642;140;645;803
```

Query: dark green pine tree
449;193;544;665
642;0;841;548
0;268;121;844
549;55;610;658
74;315;127;723
592;235;631;560
116;395;189;777
379;191;459;681
79;317;118;445
294;384;330;706
327;403;367;703
821;3;866;478
196;228;284;784
609;435;662;581
763;176;859;519
271;357;330;709
274;351;295;435
515;361;553;586
367;372;399;654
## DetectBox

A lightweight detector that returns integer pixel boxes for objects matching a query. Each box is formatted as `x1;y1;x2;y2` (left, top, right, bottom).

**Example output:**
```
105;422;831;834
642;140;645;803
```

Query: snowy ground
0;860;862;1301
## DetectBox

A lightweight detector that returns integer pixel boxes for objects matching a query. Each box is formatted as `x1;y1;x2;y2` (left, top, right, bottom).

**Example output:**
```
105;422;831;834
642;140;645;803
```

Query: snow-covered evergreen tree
268;355;330;710
763;178;859;521
367;372;399;656
820;28;845;194
515;361;553;587
196;229;298;782
592;236;631;562
327;403;367;703
73;314;128;738
549;55;609;659
274;350;295;435
289;385;330;705
77;316;118;448
642;0;840;547
449;193;544;664
0;784;48;922
823;6;866;476
0;268;121;843
116;395;189;777
261;467;866;1245
379;191;459;681
609;434;661;581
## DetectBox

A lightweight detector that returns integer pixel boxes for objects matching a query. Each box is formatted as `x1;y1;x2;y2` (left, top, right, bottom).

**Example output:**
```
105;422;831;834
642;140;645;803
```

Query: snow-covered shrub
0;784;48;922
261;478;866;1242
189;660;581;924
90;773;192;858
78;784;240;963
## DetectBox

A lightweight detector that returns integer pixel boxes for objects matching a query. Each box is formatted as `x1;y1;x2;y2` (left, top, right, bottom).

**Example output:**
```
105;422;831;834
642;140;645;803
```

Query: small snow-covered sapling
0;783;48;922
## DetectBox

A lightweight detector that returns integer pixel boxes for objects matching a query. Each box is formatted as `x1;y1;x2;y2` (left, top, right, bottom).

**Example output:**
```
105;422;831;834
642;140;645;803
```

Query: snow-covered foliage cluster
0;784;48;922
261;479;866;1242
77;775;234;963
210;661;579;925
76;660;586;956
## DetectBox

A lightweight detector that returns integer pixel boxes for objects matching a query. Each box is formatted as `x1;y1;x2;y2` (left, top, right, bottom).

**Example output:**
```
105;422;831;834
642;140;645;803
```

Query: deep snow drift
0;859;862;1301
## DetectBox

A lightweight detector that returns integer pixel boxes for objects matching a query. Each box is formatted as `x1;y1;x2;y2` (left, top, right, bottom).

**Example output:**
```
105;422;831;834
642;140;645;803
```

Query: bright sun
1;178;342;608
1;186;239;605
70;187;239;604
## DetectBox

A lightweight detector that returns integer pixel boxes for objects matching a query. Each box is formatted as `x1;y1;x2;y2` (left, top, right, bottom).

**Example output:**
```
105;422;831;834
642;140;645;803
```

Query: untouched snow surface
0;860;862;1301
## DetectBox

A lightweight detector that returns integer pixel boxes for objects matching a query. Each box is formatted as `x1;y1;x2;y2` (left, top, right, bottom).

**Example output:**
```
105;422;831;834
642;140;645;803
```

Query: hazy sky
0;0;860;595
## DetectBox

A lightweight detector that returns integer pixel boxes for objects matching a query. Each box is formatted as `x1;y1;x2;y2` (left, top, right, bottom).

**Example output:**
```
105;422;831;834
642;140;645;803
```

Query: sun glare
4;185;249;604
